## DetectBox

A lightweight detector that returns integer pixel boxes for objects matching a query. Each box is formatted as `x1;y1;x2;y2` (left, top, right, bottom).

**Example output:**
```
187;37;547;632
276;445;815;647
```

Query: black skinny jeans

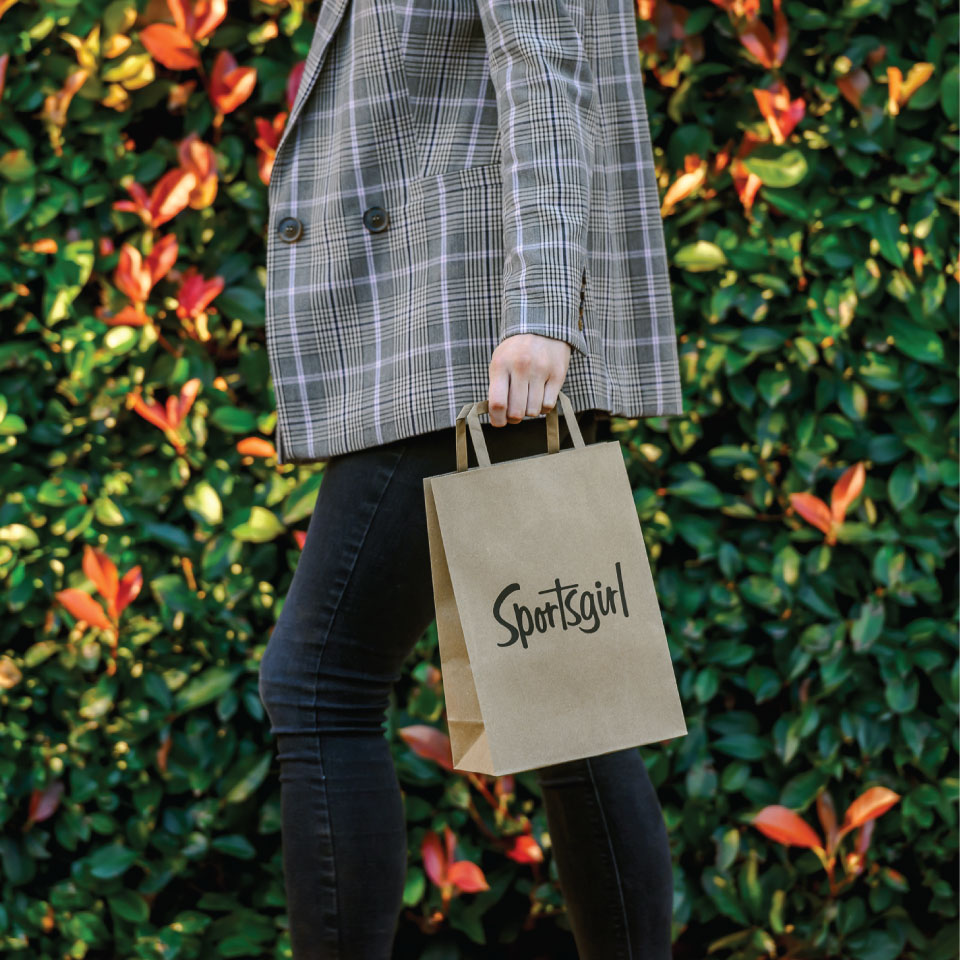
257;409;674;959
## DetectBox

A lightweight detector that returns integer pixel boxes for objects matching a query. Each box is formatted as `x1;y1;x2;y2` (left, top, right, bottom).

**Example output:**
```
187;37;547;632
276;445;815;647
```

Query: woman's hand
487;334;572;427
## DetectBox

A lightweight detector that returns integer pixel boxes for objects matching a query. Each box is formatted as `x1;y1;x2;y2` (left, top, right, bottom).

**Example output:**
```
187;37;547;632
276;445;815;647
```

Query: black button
363;206;389;233
278;217;302;242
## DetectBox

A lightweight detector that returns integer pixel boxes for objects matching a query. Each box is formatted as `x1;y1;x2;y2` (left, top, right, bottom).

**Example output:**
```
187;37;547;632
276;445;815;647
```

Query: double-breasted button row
277;207;390;243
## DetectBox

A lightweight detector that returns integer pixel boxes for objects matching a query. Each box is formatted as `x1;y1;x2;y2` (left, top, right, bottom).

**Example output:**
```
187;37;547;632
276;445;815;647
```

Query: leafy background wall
0;0;956;957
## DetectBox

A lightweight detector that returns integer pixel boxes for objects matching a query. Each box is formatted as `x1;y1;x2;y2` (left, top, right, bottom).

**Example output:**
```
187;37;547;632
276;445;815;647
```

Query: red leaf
421;830;447;887
505;834;543;864
840;786;900;834
27;780;64;826
752;805;824;849
816;788;838;853
55;589;113;631
854;817;875;856
397;724;454;771
447;859;490;893
286;60;307;110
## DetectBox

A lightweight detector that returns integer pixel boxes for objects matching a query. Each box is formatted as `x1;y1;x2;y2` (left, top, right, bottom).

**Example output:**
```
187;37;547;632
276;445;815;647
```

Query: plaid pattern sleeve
475;0;596;357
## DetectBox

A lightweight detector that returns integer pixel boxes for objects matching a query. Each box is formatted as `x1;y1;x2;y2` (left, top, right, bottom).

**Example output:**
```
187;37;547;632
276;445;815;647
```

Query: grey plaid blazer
265;0;684;464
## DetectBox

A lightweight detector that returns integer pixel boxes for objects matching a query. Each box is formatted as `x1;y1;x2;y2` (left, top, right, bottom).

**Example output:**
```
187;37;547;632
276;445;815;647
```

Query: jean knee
258;623;399;738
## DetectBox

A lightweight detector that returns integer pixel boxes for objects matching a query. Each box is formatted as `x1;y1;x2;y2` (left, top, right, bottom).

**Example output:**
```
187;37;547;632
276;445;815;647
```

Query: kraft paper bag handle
454;389;585;472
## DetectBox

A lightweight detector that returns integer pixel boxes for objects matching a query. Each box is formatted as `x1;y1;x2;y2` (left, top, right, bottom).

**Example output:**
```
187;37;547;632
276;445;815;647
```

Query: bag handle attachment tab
454;389;585;472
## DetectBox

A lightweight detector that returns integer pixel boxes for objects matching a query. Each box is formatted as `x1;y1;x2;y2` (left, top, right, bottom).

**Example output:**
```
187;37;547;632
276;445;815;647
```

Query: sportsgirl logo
491;561;629;649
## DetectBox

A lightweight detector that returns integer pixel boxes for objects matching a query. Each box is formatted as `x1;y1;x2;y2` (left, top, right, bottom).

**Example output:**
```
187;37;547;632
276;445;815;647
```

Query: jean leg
534;748;674;959
259;439;438;960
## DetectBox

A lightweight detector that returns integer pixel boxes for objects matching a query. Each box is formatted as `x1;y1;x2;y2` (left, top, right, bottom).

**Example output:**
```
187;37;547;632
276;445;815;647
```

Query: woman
258;0;684;952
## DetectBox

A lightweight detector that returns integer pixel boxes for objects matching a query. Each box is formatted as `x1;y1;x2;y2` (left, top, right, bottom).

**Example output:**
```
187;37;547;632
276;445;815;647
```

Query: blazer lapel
275;0;353;161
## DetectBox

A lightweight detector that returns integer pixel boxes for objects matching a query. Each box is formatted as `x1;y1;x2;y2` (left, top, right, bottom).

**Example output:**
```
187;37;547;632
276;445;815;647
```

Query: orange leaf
448;859;490;893
752;805;824;849
886;66;902;115
898;62;935;106
788;492;833;536
150;167;197;227
505;834;544;864
139;23;200;70
146;232;180;286
177;0;227;40
398;724;454;771
209;50;257;116
116;566;143;614
830;462;865;524
236;437;277;458
661;155;706;217
55;589;113;631
115;244;153;302
840;786;900;834
83;545;119;606
177;377;202;423
130;394;171;432
837;69;870;109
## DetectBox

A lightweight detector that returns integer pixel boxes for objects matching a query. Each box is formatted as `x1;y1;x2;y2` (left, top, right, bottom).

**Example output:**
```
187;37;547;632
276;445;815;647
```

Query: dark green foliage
0;0;956;957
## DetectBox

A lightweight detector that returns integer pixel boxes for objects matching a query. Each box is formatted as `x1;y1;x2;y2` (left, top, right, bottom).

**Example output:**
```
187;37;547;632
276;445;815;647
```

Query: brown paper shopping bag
422;390;687;775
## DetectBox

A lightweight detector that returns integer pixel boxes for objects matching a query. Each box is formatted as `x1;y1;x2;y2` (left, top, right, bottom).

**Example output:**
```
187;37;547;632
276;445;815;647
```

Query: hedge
0;0;956;957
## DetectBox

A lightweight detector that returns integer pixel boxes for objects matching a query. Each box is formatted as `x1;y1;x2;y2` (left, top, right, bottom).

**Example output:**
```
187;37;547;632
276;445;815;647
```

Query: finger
488;361;510;427
541;373;561;412
507;374;528;423
526;376;545;417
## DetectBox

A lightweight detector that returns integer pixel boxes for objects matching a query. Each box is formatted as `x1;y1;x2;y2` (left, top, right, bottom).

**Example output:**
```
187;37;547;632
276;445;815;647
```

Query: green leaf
174;666;242;713
209;406;259;434
674;241;727;271
282;472;325;525
402;866;426;906
742;148;809;188
88;844;138;879
211;834;256;859
185;481;224;525
887;315;945;365
228;506;285;542
107;890;150;923
222;752;272;804
942;65;959;122
2;179;35;227
666;478;724;508
217;284;266;326
862;207;904;268
712;734;769;760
